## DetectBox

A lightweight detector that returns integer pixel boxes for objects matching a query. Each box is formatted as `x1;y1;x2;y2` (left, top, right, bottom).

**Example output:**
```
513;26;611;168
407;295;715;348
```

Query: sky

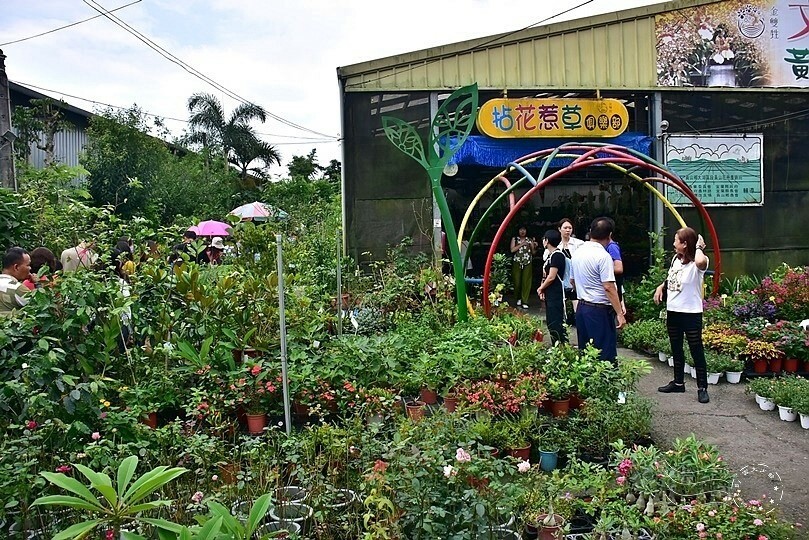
1;0;667;177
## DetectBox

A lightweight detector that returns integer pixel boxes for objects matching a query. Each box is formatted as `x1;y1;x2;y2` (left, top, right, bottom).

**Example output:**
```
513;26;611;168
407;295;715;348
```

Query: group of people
514;217;711;404
1;230;229;319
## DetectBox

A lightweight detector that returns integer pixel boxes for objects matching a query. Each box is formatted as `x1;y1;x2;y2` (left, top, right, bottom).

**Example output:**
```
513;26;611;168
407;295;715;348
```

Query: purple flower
191;491;204;503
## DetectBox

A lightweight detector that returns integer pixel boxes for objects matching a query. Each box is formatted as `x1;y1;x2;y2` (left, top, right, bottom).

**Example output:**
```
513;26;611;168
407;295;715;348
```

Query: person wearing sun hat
203;236;225;265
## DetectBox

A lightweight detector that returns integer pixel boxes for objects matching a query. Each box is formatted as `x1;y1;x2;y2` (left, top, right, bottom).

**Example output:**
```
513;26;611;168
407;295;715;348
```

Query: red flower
55;465;71;473
250;365;261;376
373;460;388;473
26;420;37;430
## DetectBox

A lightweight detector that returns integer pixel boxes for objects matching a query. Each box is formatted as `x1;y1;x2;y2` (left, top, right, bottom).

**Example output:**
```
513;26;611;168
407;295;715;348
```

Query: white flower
722;49;735;60
712;53;726;64
517;460;531;473
21;363;29;369
443;465;455;477
698;24;714;40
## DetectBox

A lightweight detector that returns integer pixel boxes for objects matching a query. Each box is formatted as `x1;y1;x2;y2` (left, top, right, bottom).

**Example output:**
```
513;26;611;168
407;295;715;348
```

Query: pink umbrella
190;220;231;237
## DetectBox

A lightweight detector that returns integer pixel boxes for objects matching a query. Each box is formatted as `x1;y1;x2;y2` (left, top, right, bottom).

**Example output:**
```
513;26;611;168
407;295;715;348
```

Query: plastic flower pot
539;450;558;472
549;398;570;418
778;405;797;422
800;413;809;430
568;394;583;411
783;358;799;372
273;485;309;504
658;351;668;362
769;357;783;373
255;520;301;538
507;444;531;461
757;395;776;411
405;400;426;421
269;502;314;535
752;359;768;374
141;412;158;429
246;413;267;434
667;356;674;367
324;488;357;511
443;394;459;412
706;372;721;385
537;514;565;540
419;387;438;405
725;371;743;384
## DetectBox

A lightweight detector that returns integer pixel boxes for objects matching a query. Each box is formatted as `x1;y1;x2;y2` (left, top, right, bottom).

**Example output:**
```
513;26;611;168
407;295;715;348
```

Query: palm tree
186;93;280;184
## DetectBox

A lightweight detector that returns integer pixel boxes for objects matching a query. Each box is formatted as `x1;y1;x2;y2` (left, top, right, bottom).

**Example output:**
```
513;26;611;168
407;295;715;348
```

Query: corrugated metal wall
340;13;661;90
26;128;87;169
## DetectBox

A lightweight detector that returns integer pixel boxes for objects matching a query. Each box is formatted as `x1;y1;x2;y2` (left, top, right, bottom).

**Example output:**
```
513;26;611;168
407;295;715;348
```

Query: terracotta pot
419;387;438;405
231;348;260;365
405;400;426;421
292;401;310;417
784;358;800;373
533;329;544;342
537;514;565;540
443;394;459;412
769;357;783;373
549;398;570;418
507;444;531;461
752;359;768;374
246;413;267;434
142;412;158;429
568;393;583;410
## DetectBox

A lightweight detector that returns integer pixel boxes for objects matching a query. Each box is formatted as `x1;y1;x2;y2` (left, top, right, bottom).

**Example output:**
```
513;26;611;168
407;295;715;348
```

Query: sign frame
664;133;764;207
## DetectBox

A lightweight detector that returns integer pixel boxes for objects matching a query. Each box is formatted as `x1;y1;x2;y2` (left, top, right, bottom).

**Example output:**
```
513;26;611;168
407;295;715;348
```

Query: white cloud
2;0;667;172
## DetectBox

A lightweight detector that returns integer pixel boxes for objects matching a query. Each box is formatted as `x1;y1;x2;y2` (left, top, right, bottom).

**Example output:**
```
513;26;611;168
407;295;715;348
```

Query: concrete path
624;346;808;528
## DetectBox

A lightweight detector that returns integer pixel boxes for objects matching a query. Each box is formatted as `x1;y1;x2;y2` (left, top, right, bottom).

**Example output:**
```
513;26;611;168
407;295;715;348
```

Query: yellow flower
769;296;775;302
103;401;111;408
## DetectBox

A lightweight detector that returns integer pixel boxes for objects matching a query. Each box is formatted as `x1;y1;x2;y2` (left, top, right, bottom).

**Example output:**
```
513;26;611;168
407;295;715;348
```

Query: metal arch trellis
468;142;722;317
382;85;721;321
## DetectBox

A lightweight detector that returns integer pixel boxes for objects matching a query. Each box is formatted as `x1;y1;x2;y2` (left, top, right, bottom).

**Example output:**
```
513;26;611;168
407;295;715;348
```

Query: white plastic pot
658;351;668;362
758;396;776;411
668;356;674;367
800;413;809;429
726;371;743;384
778;405;797;422
707;372;721;385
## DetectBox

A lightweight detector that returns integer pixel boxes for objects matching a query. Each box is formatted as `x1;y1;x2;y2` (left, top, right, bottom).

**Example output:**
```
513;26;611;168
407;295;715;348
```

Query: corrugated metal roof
337;0;724;91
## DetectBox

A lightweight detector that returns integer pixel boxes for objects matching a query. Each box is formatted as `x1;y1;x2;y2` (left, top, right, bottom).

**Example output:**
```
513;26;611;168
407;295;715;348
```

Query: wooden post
0;49;17;190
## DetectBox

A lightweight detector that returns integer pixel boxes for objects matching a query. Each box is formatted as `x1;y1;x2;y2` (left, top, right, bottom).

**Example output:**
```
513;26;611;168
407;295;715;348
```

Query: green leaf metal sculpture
382;83;479;322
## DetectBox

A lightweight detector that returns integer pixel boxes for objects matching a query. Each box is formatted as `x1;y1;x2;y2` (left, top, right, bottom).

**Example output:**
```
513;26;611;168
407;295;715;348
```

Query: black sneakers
658;381;685;393
698;389;710;403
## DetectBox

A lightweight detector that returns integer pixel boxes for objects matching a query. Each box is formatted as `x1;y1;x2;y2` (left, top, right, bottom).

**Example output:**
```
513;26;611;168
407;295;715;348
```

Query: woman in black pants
536;230;567;345
653;227;710;403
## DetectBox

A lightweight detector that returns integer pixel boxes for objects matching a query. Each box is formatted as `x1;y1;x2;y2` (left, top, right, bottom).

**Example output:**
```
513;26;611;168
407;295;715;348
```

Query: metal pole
652;92;665;247
276;234;291;436
336;227;343;336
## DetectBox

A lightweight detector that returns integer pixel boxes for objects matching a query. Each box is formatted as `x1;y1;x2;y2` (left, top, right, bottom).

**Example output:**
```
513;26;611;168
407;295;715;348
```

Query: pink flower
698;533;707;539
250;365;261;376
455;448;471;463
55;465;71;473
106;530;114;540
211;475;219;481
708;510;716;517
26;420;37;430
754;519;764;526
616;476;626;485
716;534;723;539
91;432;101;441
618;458;633;476
758;536;768;540
696;523;706;532
749;499;761;506
517;460;531;473
100;412;107;419
191;491;204;503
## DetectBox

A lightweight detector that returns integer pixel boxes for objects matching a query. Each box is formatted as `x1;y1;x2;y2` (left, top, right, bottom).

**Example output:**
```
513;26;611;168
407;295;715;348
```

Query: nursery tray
742;370;809;379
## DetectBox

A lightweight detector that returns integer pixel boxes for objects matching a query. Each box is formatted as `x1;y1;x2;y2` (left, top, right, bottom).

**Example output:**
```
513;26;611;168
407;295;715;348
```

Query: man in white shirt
570;217;626;362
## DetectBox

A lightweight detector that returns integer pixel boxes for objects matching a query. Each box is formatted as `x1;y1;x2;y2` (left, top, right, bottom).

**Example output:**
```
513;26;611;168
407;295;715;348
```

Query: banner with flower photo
656;0;809;87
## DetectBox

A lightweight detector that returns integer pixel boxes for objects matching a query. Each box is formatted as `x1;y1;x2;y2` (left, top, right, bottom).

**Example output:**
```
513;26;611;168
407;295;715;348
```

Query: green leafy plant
32;455;187;539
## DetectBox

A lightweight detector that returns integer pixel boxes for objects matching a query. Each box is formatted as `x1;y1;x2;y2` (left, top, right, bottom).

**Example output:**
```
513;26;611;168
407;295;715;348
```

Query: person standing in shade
60;240;97;272
605;224;626;316
654;227;711;404
570;217;626;362
536;229;567;345
558;218;584;323
510;225;536;309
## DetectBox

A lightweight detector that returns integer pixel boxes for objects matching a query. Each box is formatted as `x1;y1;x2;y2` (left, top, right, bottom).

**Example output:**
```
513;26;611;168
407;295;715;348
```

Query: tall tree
12;98;71;165
287;148;322;180
186;93;280;185
228;124;281;187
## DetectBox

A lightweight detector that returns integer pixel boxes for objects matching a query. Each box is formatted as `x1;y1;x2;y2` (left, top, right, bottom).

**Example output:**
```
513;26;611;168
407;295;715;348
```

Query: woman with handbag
653;227;710;403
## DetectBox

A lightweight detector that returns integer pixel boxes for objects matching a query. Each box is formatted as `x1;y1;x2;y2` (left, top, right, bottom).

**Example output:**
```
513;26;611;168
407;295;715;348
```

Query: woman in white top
653;227;710;403
558;218;585;317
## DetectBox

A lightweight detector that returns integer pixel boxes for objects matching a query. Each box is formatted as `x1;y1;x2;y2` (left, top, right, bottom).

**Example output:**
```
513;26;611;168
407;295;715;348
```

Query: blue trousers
575;303;617;362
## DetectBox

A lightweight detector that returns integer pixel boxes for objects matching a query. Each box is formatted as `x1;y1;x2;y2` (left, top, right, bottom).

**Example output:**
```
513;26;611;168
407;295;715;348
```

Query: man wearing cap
570;217;626;362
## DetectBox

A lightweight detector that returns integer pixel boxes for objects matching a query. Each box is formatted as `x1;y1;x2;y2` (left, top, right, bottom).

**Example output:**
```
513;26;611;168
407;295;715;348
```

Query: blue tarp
447;133;654;169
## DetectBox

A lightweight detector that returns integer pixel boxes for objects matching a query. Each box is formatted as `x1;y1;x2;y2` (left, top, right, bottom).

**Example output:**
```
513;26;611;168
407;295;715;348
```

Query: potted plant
120;381;162;429
771;376;800;422
703;351;725;385
500;416;533;461
792;390;809;430
745;339;784;374
535;423;565;472
773;320;809;373
746;377;777;411
230;361;283;434
720;354;745;384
